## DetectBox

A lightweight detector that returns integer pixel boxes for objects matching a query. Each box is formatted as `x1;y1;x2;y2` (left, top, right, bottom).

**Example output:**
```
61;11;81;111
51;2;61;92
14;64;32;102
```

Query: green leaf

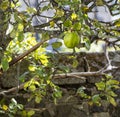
10;29;17;38
1;57;9;71
19;72;29;83
52;42;62;49
35;96;41;103
106;79;119;85
8;114;14;117
17;32;24;42
27;110;35;117
11;98;17;105
95;81;105;91
72;59;78;68
17;104;23;110
24;82;29;90
28;65;36;71
27;7;37;14
64;20;72;27
0;0;8;10
107;96;117;106
107;91;117;97
92;94;101;104
41;6;49;11
55;9;64;17
42;32;50;40
17;23;24;32
73;22;81;30
53;89;62;98
29;85;36;92
21;110;27;117
115;20;120;27
84;37;91;50
77;86;89;98
96;0;104;6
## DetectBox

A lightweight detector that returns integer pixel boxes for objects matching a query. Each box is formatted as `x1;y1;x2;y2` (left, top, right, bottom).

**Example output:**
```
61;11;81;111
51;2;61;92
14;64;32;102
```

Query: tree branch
53;71;105;79
0;83;25;96
9;39;48;67
53;66;120;79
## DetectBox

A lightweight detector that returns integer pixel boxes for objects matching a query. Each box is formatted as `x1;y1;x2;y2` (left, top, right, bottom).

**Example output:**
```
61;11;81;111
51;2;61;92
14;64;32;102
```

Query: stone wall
0;51;120;117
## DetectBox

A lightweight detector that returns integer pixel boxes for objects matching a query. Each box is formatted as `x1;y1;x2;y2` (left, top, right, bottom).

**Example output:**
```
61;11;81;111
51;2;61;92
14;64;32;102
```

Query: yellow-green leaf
27;7;37;14
27;110;35;117
71;13;78;20
17;23;24;32
35;96;41;103
55;9;64;17
95;81;105;91
29;85;36;92
73;22;81;30
50;21;55;27
108;96;117;106
28;65;36;71
0;0;9;10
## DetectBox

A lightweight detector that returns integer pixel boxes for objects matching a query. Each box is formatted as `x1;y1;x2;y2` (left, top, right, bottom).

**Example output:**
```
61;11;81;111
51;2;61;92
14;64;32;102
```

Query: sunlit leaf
17;23;24;32
107;90;117;97
24;82;30;90
39;54;49;66
29;85;36;92
95;81;105;91
55;9;64;17
71;13;78;20
107;96;117;106
11;98;17;105
28;65;36;71
2;105;8;111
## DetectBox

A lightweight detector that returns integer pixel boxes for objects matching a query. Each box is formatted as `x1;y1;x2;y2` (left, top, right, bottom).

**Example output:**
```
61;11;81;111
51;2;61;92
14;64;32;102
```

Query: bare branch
53;71;105;79
0;83;24;96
